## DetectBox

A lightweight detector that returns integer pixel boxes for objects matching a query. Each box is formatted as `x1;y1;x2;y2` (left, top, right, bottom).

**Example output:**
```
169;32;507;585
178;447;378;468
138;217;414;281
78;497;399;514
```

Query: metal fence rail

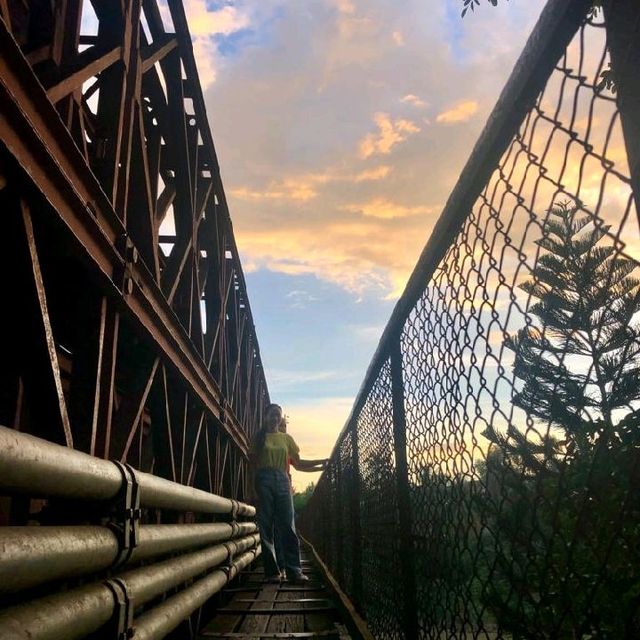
301;1;640;637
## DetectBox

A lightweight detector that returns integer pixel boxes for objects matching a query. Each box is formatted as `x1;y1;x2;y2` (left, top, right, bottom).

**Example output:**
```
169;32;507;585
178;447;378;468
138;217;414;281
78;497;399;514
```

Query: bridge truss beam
0;0;267;507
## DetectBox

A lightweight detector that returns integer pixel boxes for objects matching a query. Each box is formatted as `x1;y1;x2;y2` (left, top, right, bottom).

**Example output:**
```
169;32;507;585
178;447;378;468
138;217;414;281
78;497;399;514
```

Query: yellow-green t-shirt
254;432;299;471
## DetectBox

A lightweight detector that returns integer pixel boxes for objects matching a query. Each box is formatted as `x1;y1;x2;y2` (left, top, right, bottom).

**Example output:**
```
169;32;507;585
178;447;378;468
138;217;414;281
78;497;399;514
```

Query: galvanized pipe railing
132;548;257;640
0;425;255;516
0;522;257;592
0;541;260;640
0;424;261;639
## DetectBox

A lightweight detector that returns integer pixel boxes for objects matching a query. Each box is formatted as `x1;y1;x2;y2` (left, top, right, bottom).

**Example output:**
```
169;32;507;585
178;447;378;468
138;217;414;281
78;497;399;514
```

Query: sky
172;0;552;490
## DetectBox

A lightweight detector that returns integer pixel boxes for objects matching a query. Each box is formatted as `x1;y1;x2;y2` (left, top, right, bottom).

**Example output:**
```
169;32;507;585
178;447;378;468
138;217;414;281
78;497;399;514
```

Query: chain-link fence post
604;0;640;226
349;418;363;607
390;339;419;639
335;452;344;584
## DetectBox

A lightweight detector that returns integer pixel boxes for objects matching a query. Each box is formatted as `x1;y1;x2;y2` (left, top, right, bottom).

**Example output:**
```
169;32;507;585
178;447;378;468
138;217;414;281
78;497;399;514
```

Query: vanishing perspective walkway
199;546;358;640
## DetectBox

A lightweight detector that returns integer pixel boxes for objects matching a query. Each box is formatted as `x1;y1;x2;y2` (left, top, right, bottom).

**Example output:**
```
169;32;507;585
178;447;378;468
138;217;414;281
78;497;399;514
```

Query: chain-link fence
300;1;640;637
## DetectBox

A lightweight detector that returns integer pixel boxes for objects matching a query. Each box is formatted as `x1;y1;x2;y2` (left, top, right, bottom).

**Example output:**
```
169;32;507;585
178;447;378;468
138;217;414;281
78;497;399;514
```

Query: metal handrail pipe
0;425;255;517
0;425;121;501
120;533;260;605
0;522;258;593
129;522;257;561
0;535;260;640
133;547;259;640
136;469;255;516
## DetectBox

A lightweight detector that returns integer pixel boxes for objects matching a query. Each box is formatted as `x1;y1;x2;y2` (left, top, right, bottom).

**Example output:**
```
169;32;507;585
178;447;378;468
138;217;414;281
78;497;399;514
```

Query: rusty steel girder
0;0;268;514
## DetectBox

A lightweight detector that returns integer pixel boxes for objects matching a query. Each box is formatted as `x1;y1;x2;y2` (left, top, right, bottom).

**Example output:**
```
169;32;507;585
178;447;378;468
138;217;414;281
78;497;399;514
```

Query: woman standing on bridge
250;403;327;584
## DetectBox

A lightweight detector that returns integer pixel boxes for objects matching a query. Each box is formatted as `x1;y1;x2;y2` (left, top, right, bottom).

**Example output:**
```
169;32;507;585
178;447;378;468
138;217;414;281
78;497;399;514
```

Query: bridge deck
198;549;352;640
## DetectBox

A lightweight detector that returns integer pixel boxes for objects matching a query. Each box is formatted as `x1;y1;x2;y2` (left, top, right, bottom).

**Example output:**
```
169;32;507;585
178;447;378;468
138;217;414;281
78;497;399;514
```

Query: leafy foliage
460;1;616;93
460;0;498;19
597;61;617;94
461;0;603;19
293;482;315;512
480;202;640;636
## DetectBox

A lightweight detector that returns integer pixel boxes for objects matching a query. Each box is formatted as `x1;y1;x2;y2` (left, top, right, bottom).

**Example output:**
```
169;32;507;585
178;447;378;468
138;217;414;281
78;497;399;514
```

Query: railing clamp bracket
104;578;135;640
230;499;239;520
109;461;141;567
221;540;236;575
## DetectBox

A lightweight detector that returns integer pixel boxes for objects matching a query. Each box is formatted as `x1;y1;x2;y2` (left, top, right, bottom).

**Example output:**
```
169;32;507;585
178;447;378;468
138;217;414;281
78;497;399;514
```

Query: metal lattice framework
302;0;640;638
0;0;268;506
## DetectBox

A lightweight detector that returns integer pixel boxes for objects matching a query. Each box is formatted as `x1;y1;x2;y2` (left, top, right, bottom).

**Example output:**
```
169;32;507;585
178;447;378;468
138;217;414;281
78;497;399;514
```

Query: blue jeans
255;468;302;578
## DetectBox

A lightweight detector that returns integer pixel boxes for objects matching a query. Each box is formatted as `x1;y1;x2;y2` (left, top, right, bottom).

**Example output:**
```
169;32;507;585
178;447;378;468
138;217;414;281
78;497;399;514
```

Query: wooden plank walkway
198;548;352;640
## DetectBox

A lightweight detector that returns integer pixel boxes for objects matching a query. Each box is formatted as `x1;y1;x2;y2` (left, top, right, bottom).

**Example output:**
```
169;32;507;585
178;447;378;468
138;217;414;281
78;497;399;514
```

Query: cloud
235;214;434;296
185;3;249;37
230;165;391;202
392;30;405;46
349;323;385;343
203;0;548;299
436;100;479;124
401;94;427;108
358;112;420;158
285;290;320;308
192;37;219;88
184;0;553;467
342;197;435;219
353;165;391;181
230;181;317;202
176;1;250;88
333;0;356;15
268;368;337;390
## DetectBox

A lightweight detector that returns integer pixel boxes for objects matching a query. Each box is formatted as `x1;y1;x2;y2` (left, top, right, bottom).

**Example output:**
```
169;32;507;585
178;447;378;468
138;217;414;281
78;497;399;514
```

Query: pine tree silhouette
480;202;640;637
507;202;640;450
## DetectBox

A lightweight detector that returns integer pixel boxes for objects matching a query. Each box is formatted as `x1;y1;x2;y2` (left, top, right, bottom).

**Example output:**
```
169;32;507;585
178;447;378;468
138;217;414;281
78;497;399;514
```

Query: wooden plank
296;551;349;638
199;590;257;636
219;608;333;616
303;583;337;637
300;539;374;640
224;588;326;594
266;586;306;635
235;583;279;635
234;600;330;605
200;633;340;639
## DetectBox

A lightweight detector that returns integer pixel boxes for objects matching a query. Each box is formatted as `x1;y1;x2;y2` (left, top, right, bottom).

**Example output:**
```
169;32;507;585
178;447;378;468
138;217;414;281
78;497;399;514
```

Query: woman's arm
291;458;329;472
295;458;329;472
286;433;328;472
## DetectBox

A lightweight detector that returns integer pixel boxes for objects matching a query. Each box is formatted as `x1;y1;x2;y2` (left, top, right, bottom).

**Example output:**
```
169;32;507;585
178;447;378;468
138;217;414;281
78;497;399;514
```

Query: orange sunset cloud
436;100;479;124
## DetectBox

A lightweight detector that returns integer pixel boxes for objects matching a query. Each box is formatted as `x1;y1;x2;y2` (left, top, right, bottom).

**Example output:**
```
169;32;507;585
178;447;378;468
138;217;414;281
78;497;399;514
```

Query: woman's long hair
254;403;282;454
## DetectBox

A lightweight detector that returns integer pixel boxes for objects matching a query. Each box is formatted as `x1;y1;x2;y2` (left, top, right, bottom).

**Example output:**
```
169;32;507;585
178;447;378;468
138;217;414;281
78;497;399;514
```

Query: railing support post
390;339;419;639
604;0;640;228
335;452;344;584
349;419;363;608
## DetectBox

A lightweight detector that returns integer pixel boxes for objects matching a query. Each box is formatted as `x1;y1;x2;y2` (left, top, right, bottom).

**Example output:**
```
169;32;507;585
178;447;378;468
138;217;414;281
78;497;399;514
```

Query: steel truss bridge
1;0;640;639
